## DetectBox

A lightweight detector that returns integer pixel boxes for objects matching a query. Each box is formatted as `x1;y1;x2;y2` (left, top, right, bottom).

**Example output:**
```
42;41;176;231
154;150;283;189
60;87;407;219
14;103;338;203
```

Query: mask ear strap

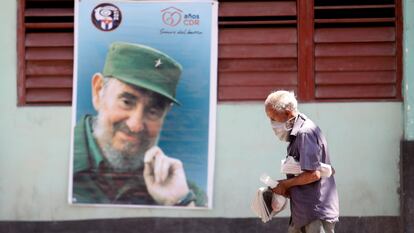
284;115;297;130
287;115;296;123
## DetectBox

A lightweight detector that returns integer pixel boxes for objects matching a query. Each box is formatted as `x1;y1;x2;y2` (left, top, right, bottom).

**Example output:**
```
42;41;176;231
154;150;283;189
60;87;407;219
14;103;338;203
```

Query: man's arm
272;170;321;196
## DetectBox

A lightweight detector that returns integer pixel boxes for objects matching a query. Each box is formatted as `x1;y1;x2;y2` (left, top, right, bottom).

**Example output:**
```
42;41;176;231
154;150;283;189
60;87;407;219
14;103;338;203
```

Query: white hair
98;76;112;97
265;90;298;113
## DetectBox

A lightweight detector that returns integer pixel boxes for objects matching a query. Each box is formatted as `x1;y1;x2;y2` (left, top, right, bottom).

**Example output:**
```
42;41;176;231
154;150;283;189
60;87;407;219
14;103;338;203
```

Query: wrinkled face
92;75;171;160
265;105;290;123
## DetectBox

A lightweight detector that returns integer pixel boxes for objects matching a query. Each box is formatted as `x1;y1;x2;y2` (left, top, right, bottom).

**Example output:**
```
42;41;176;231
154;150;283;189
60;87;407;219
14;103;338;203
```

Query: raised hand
143;146;190;205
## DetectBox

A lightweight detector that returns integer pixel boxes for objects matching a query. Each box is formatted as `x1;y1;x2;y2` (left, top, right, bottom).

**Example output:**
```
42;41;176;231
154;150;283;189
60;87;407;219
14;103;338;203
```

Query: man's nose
125;104;145;133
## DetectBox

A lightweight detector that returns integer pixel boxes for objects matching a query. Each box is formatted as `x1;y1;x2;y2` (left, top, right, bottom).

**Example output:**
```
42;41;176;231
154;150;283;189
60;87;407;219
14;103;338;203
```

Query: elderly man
72;42;205;206
264;91;339;233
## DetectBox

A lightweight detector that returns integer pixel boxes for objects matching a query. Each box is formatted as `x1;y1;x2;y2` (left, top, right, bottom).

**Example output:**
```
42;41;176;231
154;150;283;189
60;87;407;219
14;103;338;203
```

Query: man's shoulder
187;181;208;207
296;114;320;135
298;123;317;134
73;115;93;173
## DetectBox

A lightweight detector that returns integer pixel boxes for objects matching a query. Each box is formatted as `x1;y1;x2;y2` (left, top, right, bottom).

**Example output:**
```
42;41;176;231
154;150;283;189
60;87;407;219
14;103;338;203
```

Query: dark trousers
287;220;335;233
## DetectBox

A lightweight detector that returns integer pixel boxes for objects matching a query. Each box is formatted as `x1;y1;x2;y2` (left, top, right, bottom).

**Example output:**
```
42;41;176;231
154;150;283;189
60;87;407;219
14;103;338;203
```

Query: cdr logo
91;3;122;31
161;7;182;27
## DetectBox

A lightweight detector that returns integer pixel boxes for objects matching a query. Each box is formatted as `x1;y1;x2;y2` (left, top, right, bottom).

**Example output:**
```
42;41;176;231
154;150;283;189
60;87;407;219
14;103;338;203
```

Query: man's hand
143;146;190;205
272;180;289;197
272;170;321;197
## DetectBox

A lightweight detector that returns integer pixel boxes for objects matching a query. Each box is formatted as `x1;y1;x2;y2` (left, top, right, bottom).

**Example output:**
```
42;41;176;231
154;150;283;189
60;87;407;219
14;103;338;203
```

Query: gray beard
100;144;144;172
92;117;144;172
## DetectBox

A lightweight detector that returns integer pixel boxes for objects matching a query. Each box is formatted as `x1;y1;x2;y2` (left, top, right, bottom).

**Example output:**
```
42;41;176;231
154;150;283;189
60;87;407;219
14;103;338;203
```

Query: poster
69;0;217;209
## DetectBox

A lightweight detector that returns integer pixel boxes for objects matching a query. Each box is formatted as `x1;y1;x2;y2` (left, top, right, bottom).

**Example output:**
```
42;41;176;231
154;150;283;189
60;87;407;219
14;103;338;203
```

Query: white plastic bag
280;156;332;178
251;174;288;223
260;173;278;188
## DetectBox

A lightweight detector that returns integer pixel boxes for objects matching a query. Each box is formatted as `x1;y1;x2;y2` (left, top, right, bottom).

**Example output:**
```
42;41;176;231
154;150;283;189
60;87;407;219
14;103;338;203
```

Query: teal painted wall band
404;0;414;140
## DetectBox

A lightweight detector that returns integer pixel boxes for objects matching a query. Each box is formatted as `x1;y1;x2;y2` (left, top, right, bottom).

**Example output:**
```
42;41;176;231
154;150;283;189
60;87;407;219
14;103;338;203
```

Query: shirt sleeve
296;131;321;171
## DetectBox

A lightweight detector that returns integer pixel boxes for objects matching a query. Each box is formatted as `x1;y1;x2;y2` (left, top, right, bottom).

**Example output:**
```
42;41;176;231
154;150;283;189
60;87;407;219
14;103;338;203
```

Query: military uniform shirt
72;115;206;206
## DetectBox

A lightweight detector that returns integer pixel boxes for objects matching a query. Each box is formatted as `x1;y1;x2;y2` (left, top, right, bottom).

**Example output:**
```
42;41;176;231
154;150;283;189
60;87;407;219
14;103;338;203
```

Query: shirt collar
73;115;105;173
85;116;105;169
290;113;306;136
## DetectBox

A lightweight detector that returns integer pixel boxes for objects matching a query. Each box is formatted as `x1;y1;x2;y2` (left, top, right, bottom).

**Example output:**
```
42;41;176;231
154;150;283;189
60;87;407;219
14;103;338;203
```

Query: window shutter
313;0;402;100
17;0;74;105
17;0;402;105
218;1;298;101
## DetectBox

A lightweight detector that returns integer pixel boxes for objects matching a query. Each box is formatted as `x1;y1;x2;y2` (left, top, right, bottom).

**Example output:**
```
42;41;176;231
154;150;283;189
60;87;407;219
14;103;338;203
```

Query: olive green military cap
103;42;182;104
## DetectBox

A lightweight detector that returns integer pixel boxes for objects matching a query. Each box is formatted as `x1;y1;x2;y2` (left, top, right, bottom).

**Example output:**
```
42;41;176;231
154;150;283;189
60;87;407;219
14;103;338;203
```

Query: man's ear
285;109;294;119
92;73;104;110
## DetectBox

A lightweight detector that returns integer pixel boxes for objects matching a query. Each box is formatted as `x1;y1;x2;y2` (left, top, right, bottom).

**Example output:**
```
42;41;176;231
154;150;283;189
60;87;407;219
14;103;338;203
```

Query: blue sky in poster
75;0;214;195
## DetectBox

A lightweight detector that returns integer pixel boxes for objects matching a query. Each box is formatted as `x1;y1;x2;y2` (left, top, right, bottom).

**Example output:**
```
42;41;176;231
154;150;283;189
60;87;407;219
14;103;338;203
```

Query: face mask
270;117;296;142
